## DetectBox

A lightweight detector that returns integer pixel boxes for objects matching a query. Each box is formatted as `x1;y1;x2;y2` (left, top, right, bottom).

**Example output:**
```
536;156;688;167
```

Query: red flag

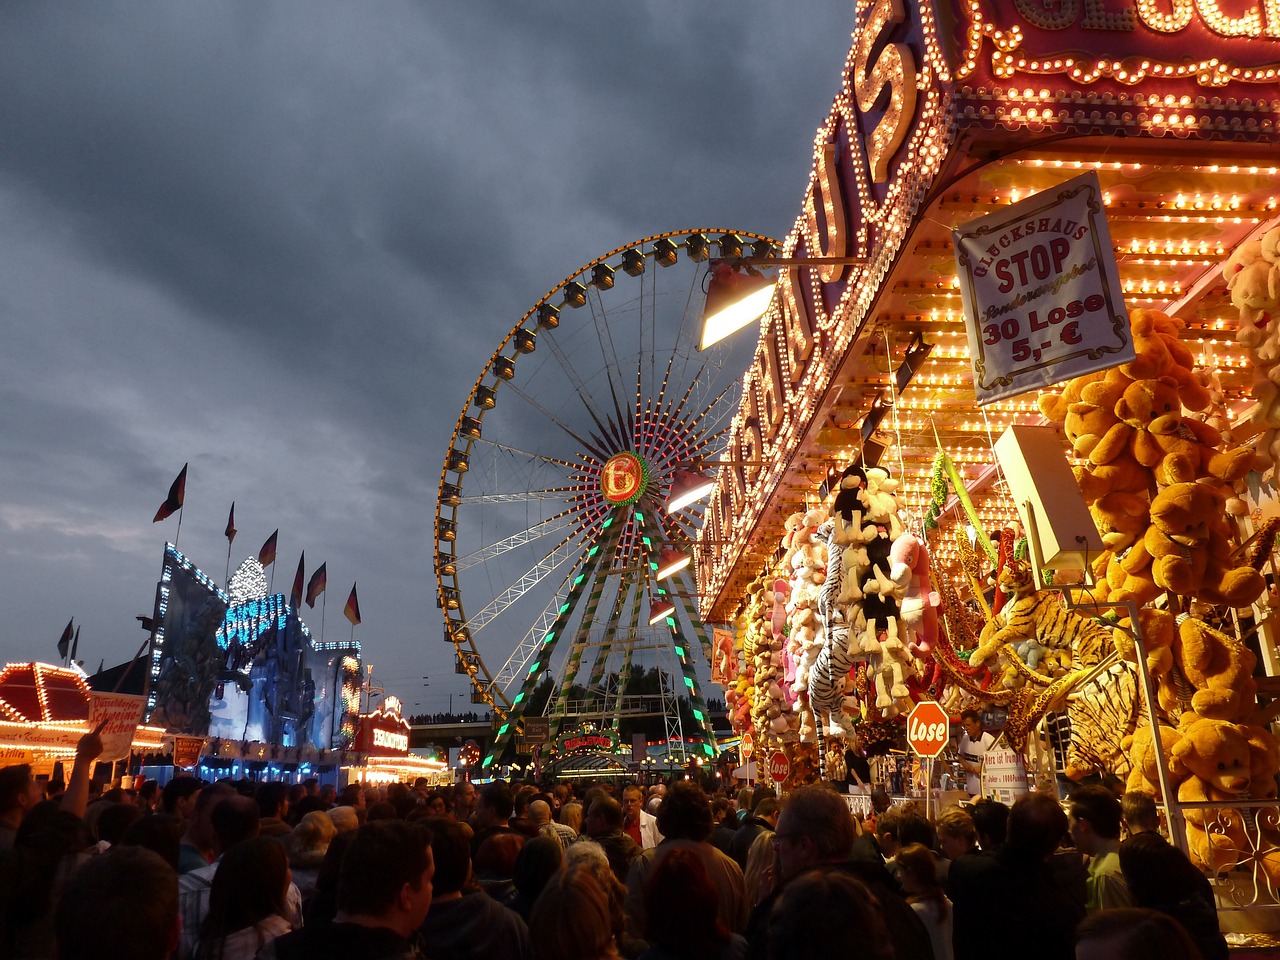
258;530;278;567
290;553;305;609
152;463;188;522
306;563;328;608
224;503;237;545
344;584;361;625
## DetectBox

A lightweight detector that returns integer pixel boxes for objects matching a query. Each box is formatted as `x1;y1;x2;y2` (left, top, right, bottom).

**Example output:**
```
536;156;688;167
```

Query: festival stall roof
0;663;90;723
698;1;1279;622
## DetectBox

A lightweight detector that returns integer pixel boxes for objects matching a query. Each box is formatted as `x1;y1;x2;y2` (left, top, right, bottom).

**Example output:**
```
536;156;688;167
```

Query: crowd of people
0;727;1231;960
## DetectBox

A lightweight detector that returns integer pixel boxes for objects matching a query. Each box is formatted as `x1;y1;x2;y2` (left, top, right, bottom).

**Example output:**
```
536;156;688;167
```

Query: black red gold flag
259;530;279;567
306;563;328;608
290;553;305;609
152;463;188;522
224;503;237;544
344;584;361;625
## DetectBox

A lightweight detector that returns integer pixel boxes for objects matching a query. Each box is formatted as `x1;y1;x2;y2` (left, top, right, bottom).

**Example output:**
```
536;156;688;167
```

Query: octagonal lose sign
906;701;950;758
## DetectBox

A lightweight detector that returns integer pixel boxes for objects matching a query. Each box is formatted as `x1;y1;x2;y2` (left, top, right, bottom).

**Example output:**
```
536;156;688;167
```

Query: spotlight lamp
648;598;676;625
656;547;692;581
666;468;717;513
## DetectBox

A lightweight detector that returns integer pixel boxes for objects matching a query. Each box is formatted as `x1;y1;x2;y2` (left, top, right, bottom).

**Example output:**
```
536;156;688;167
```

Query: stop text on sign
953;171;1134;405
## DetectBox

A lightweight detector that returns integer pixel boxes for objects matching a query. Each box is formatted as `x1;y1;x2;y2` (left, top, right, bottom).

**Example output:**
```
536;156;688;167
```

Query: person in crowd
509;835;564;922
366;801;398;822
766;870;892;960
263;820;434;960
1119;831;1226;960
474;831;525;904
967;798;1009;852
530;862;621;960
2;805;94;957
95;800;142;849
1075;907;1205;960
623;784;662;850
136;780;161;815
729;795;778;870
179;794;303;960
54;846;178;960
163;776;205;823
256;782;292;839
742;831;778;910
956;709;994;796
873;806;904;877
327;805;359;834
560;800;584;835
337;784;365;812
735;787;754;822
949;793;1082;960
936;808;978;863
179;783;234;874
0;764;45;852
640;846;746;960
194;837;292;960
645;784;666;816
844;738;873;794
565;842;643;959
744;784;931;960
1121;792;1161;837
1068;784;1132;912
897;843;953;960
418;817;530;960
510;786;540;838
122;810;184;869
530;798;576;847
581;797;641;886
708;797;739;856
318;784;338;807
286;811;336;904
626;781;746;939
453;781;478;823
469;782;516;856
302;830;357;927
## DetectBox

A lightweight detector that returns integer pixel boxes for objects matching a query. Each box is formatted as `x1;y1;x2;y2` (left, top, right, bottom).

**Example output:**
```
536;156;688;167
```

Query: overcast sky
0;2;853;717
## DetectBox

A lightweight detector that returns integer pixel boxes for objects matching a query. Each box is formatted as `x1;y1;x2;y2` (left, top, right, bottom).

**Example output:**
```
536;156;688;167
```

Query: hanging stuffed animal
889;531;939;658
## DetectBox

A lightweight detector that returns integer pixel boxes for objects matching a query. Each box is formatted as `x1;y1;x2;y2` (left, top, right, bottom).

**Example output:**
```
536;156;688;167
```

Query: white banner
89;693;146;762
953;171;1133;404
983;746;1030;804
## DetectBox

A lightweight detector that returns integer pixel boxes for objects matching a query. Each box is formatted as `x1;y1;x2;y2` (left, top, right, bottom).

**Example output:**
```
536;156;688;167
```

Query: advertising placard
953;171;1133;404
983;746;1030;804
173;735;205;769
89;693;146;762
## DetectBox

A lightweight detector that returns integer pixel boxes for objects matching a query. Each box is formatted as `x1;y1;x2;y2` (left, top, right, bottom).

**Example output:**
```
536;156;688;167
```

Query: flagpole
321;591;326;642
174;504;183;550
225;539;231;586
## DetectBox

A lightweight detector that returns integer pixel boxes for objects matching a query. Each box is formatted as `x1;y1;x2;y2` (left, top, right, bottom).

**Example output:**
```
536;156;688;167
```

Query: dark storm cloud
0;0;852;706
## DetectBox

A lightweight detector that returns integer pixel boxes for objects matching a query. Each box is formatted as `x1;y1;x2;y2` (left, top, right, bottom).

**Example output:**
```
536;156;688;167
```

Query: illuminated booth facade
145;544;361;750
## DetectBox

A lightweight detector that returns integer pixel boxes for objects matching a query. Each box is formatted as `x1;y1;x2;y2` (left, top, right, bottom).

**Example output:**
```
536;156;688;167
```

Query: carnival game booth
342;697;451;787
0;662;166;776
696;0;1280;927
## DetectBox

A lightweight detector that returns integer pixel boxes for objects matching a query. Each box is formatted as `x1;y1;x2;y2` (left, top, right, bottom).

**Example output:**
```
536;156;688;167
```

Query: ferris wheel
434;230;778;770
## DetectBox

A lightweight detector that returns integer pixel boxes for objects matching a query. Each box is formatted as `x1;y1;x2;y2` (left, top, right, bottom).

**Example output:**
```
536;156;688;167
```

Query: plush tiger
969;560;1112;680
1053;659;1144;781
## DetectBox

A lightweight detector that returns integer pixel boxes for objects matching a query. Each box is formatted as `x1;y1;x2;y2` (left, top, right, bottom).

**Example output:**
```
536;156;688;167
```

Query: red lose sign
768;750;790;783
740;733;754;759
906;702;950;759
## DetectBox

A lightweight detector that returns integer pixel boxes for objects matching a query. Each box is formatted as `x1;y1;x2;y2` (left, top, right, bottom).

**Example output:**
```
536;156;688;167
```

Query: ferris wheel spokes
464;535;586;636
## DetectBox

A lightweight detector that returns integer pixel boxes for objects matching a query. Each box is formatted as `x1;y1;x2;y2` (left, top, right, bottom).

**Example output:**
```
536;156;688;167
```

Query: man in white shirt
957;709;994;796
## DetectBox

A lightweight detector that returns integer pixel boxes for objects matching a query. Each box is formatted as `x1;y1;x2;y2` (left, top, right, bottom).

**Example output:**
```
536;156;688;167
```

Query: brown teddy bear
1141;459;1264;607
1174;613;1259;722
1169;714;1265;876
1114;377;1253;484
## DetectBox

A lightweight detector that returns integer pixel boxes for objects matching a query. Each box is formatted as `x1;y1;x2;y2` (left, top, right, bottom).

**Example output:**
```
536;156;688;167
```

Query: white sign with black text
953;171;1132;404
